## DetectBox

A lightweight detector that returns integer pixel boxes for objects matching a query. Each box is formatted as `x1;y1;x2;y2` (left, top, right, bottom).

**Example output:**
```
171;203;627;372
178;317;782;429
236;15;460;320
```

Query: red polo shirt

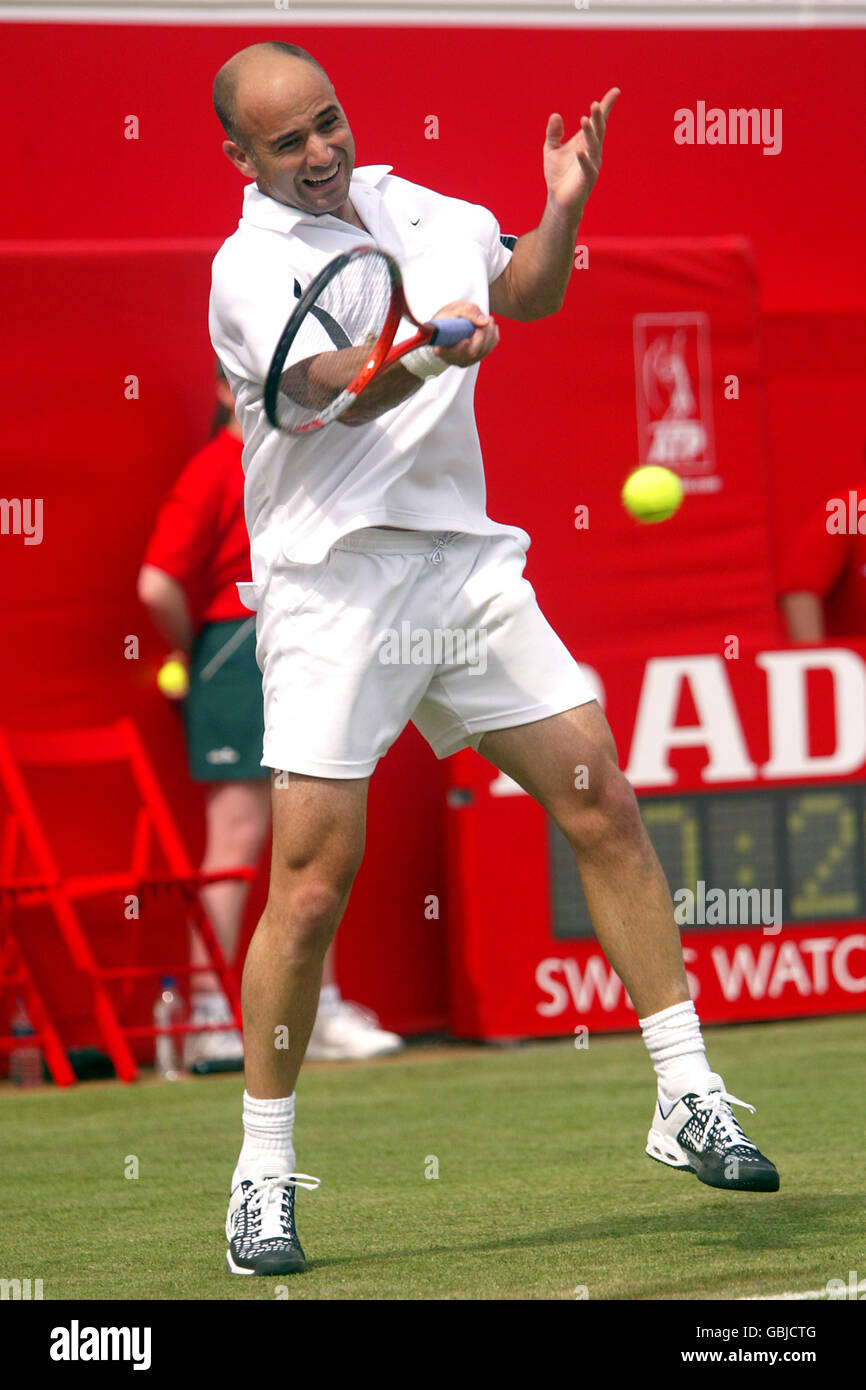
777;486;866;637
143;428;250;626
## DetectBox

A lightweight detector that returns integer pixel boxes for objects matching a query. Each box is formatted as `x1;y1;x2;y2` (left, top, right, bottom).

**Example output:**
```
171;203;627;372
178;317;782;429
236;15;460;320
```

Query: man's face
226;58;356;217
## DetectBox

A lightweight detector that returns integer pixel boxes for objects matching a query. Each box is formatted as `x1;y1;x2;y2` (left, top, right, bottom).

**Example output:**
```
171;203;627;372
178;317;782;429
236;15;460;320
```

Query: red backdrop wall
1;20;865;1046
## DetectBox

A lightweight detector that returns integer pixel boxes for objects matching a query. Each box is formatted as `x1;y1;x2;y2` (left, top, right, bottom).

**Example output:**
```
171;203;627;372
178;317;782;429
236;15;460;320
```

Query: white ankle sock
233;1091;296;1184
638;1001;712;1100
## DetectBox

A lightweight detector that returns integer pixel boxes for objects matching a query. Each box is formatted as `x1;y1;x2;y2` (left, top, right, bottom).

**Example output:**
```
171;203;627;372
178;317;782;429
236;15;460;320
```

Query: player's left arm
489;88;620;322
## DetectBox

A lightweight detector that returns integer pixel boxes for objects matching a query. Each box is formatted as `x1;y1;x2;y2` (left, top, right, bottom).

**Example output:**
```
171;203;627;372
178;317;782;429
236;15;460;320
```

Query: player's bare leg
479;701;686;1015
225;770;369;1275
242;770;368;1096
477;702;779;1193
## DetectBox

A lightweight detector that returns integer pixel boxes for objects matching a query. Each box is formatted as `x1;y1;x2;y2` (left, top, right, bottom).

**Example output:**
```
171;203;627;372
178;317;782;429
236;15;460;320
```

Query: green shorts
182;619;269;783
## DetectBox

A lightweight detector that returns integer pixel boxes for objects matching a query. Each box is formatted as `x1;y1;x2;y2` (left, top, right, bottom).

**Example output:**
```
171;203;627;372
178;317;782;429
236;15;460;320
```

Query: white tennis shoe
226;1171;321;1276
646;1072;780;1191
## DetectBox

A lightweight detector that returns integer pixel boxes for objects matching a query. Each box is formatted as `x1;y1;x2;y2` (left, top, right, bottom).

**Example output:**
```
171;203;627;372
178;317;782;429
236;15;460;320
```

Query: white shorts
249;528;597;779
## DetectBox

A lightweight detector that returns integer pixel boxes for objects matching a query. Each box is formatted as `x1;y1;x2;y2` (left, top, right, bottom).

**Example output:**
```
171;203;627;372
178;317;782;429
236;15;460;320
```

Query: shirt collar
241;165;393;235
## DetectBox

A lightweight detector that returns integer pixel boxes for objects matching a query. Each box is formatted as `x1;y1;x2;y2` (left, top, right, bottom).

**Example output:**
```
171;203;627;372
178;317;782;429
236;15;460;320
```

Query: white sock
638;1001;712;1100
233;1092;296;1185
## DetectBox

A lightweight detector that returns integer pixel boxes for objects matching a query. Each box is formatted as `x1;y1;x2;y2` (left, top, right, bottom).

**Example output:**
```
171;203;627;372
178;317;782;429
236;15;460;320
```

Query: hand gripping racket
264;246;475;435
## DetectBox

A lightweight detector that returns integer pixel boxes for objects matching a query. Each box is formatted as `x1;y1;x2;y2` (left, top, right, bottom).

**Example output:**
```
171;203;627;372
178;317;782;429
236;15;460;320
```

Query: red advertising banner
480;236;778;671
534;926;866;1033
444;641;866;1037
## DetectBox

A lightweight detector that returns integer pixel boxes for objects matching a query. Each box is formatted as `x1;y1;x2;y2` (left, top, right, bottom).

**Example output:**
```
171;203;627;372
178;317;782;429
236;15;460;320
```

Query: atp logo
633;312;719;493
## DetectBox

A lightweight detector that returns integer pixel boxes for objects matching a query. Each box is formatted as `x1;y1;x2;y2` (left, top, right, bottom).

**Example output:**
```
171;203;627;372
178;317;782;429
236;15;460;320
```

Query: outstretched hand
543;87;620;219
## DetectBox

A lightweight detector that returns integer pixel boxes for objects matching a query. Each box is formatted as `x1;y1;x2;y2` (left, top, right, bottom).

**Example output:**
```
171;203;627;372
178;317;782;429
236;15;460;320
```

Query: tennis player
209;41;778;1277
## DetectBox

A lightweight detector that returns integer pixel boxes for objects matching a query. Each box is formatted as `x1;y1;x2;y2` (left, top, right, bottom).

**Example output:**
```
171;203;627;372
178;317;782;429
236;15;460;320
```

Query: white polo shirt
208;165;530;601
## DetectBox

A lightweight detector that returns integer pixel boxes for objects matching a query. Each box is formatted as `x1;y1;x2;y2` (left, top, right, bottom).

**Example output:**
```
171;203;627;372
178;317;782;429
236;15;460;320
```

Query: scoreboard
550;784;865;937
444;644;866;1039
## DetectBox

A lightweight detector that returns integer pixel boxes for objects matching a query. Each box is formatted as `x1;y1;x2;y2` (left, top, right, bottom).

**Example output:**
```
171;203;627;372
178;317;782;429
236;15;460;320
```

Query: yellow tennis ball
621;465;684;524
157;659;189;698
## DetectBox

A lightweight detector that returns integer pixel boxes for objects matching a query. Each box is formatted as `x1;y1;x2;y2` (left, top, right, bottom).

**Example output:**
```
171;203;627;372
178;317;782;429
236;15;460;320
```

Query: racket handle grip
427;317;477;348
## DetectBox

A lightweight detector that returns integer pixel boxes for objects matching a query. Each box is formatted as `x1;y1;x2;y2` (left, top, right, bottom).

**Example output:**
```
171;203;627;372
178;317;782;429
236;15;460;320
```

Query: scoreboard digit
787;791;860;919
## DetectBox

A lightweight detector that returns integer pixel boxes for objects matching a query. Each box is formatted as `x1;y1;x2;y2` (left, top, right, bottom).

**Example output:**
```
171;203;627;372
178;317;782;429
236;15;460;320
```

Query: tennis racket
264;246;475;435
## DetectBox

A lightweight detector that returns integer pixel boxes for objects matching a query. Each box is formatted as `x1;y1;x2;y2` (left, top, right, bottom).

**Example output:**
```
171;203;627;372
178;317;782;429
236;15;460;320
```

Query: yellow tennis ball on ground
157;659;189;698
621;465;684;523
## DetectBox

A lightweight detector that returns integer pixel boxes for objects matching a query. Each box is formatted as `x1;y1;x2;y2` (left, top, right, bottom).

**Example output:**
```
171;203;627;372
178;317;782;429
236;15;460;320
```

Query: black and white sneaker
646;1072;779;1192
225;1171;321;1275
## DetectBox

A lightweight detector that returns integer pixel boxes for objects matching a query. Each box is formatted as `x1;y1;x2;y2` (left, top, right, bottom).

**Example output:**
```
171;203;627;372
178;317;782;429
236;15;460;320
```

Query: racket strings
272;252;394;431
315;252;392;346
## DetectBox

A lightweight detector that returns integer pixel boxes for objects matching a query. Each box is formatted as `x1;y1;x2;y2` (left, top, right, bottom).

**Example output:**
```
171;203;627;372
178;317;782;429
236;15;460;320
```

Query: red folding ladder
0;928;76;1086
0;719;255;1083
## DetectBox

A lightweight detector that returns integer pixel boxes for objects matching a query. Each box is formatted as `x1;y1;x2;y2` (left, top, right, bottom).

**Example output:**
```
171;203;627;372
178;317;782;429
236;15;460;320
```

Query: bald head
213;42;329;148
214;42;357;220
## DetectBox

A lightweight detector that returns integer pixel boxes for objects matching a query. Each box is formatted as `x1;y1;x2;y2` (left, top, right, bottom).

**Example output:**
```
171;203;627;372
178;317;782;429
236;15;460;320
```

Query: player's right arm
284;301;499;427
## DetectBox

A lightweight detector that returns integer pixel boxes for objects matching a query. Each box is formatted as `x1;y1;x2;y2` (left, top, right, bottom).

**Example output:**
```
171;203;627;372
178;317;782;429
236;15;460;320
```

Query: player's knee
558;762;644;855
264;870;355;959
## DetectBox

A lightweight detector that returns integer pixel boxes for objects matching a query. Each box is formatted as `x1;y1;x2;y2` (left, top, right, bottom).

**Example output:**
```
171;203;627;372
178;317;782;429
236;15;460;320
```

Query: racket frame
264;246;468;435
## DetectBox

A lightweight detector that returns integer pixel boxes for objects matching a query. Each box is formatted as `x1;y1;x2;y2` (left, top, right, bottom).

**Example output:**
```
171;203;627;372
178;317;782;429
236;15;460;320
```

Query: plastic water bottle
9;998;43;1087
153;976;185;1080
